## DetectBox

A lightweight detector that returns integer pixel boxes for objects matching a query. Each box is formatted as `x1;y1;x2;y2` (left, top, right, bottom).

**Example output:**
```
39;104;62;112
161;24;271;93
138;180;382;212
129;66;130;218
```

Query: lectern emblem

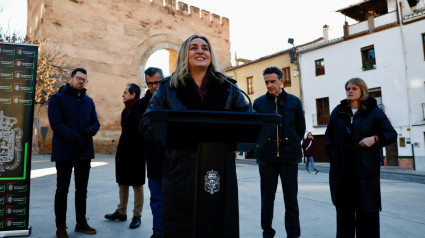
204;170;220;194
0;111;23;175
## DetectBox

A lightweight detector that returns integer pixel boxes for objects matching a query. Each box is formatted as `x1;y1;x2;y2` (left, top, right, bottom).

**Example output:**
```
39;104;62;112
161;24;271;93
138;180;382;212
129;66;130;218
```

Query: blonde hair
345;78;369;102
170;34;222;88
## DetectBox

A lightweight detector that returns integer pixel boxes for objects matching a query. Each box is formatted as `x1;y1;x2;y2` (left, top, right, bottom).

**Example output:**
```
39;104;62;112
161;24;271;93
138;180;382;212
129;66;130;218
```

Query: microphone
219;74;253;112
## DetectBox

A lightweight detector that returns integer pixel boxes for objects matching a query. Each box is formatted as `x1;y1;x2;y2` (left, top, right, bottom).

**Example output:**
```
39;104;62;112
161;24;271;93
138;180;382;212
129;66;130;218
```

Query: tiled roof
404;7;425;22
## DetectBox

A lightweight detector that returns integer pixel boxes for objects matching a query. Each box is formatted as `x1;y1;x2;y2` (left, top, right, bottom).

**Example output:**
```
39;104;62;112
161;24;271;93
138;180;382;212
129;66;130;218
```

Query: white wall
387;0;397;12
403;19;425;169
299;26;412;159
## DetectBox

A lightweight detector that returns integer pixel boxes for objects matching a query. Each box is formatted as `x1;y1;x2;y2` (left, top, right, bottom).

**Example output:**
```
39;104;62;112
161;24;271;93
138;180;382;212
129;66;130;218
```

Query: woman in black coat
325;78;397;238
105;83;145;229
140;34;250;238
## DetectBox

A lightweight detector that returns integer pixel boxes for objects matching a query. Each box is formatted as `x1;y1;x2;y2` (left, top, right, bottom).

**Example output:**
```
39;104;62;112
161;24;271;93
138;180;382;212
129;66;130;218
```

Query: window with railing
247;76;254;95
281;67;291;87
361;45;376;71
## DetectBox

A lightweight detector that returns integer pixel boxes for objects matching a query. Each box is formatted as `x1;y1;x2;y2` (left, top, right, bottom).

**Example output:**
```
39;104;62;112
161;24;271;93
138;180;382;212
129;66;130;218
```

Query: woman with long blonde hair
141;34;250;237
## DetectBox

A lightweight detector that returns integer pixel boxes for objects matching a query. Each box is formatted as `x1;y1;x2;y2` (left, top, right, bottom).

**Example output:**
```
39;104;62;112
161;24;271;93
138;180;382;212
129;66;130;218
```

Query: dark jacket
302;138;317;157
139;90;164;180
115;99;145;186
140;71;250;237
325;97;397;213
253;90;306;164
48;84;100;161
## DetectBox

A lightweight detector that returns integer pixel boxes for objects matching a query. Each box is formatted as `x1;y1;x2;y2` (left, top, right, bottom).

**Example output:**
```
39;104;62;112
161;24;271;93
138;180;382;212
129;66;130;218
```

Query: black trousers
55;159;91;227
259;164;300;238
336;209;380;238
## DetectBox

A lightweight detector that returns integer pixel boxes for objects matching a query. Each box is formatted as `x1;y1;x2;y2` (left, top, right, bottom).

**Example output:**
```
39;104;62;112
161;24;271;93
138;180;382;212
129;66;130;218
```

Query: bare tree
32;39;77;105
2;8;77;153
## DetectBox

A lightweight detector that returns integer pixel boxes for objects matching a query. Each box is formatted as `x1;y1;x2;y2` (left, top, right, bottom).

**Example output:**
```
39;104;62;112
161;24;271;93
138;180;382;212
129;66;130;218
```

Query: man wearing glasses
139;67;165;238
48;68;100;238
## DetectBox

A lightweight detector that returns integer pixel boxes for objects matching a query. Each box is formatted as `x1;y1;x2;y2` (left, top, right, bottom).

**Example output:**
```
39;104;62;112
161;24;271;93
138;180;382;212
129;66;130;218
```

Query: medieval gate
27;0;231;153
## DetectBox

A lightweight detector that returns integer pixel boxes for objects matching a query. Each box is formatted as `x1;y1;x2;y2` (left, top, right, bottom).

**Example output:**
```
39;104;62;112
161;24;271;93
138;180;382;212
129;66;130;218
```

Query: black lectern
146;110;279;238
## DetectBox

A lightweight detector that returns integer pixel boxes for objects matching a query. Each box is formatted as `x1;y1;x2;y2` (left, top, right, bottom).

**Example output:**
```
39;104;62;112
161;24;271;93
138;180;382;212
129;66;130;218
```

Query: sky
179;0;358;60
0;0;27;37
0;0;360;75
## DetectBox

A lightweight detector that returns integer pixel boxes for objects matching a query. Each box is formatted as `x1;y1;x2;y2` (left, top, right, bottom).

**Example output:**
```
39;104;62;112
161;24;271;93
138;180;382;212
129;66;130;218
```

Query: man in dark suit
140;67;165;238
48;68;100;238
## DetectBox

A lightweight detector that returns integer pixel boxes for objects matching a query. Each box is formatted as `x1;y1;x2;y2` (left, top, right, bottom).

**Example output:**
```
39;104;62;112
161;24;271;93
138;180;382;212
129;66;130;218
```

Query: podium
146;110;280;238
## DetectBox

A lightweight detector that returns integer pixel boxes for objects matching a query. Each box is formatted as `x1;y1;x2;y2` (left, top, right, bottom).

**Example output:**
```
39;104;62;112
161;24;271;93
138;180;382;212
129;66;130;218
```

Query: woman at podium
140;34;250;238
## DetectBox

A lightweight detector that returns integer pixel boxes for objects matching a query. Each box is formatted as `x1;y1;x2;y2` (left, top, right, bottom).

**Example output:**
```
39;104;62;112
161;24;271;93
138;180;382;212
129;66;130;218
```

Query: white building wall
403;19;425;170
375;11;398;26
299;26;413;161
387;0;397;12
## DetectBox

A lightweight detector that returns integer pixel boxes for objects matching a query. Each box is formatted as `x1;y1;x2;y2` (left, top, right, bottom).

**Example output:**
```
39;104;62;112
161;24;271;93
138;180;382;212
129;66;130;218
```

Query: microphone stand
219;75;253;112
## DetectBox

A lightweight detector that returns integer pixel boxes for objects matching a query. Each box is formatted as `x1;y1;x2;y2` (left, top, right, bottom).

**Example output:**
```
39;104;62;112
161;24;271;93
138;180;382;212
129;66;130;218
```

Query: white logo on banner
0;111;23;175
204;170;220;194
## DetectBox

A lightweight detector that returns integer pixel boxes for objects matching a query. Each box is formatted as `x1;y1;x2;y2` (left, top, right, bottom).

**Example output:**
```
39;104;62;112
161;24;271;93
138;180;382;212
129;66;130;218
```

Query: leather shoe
75;221;96;234
56;226;68;238
129;216;141;229
105;210;127;221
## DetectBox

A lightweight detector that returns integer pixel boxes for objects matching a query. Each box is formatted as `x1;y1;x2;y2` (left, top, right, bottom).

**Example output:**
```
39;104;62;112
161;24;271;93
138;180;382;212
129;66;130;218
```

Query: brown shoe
56;226;68;238
75;222;96;234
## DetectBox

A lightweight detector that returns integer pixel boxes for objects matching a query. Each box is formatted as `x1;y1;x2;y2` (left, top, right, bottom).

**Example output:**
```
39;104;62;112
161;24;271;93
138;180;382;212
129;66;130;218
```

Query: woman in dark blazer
325;78;397;238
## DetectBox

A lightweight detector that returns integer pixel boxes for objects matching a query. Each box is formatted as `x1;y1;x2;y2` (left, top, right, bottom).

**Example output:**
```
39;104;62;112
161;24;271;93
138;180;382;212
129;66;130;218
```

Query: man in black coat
139;67;165;238
105;83;145;229
254;66;306;238
48;68;100;238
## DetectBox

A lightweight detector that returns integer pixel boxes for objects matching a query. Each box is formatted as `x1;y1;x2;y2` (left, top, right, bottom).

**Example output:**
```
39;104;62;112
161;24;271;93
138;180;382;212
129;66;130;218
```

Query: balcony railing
348;11;398;36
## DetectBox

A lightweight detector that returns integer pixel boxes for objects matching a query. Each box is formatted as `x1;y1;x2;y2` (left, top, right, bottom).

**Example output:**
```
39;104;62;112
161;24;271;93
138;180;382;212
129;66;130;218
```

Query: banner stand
0;227;31;236
0;42;38;237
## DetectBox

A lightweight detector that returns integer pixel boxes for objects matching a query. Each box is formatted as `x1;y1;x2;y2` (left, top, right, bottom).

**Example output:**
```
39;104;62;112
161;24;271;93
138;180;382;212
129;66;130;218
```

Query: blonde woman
140;34;250;237
325;78;397;238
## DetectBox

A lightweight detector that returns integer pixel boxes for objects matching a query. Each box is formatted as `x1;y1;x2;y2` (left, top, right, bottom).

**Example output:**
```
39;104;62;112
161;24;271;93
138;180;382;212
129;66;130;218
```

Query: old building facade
27;0;231;153
225;50;302;103
299;0;425;170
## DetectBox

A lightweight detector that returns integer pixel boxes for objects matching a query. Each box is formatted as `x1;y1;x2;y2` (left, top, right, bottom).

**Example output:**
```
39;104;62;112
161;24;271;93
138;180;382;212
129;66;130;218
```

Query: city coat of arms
0;111;23;175
204;170;220;194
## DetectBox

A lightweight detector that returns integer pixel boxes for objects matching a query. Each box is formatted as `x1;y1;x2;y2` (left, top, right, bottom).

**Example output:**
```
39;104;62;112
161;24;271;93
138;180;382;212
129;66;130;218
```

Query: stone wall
27;0;231;154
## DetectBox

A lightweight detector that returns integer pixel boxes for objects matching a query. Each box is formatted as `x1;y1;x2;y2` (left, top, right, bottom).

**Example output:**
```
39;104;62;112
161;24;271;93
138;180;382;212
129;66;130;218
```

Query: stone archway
136;38;181;85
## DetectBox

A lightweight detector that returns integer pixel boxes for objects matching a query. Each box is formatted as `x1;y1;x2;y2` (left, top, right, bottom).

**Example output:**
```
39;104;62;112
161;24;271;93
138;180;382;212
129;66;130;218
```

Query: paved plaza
27;155;425;238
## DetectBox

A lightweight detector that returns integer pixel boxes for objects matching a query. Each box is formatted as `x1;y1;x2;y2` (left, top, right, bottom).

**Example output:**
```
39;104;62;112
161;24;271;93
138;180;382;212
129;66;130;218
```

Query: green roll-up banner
0;42;38;237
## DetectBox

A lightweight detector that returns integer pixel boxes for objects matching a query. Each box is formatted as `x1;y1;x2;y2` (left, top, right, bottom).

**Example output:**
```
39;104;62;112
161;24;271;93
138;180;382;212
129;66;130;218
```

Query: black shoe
75;222;96;234
150;234;162;238
129;216;141;229
56;226;68;238
105;210;127;221
315;170;319;174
